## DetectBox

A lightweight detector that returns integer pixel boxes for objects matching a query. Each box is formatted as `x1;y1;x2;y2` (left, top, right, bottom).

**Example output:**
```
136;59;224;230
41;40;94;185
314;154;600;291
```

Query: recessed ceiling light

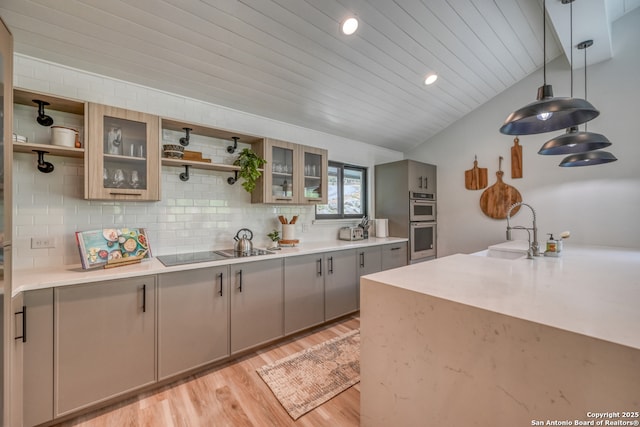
424;73;438;85
341;17;359;35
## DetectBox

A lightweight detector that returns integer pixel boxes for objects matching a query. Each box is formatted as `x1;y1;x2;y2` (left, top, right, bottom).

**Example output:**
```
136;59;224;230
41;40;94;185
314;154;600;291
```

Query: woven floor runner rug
256;329;360;420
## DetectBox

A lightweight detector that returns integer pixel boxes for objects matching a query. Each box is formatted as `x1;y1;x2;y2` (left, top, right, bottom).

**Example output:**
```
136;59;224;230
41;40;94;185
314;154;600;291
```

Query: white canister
375;219;388;237
51;126;78;147
282;224;295;241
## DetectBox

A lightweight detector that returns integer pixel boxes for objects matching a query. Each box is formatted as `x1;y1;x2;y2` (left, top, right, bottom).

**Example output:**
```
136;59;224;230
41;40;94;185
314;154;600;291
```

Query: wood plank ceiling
1;0;636;152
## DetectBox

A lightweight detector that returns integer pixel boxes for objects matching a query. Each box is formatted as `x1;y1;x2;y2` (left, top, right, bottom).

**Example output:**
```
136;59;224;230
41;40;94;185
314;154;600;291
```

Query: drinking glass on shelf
130;170;140;188
107;127;122;155
113;169;125;187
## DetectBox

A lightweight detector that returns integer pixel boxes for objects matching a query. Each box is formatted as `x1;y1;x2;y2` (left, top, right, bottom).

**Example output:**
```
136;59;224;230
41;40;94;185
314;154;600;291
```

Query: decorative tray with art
76;228;151;269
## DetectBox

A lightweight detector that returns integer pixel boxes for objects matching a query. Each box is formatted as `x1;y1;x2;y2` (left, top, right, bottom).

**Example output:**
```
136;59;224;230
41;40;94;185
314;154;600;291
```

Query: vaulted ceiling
1;0;638;152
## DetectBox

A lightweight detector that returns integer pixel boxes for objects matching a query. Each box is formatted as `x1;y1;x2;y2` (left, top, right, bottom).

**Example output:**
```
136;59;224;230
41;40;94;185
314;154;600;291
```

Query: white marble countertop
361;242;640;350
11;237;407;297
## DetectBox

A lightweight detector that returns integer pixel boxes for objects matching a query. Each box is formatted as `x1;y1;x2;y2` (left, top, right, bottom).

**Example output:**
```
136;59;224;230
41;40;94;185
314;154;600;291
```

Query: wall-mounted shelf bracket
227;170;239;185
33;99;54;126
227;136;239;154
34;150;55;173
179;165;190;181
179;127;192;146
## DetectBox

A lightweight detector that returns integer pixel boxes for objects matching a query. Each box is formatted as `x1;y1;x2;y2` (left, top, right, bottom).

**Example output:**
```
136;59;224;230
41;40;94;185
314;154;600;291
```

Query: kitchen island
360;243;640;427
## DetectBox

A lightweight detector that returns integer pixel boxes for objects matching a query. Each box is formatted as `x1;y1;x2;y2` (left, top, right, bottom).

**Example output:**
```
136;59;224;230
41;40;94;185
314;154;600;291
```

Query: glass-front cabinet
252;138;327;205
299;145;327;204
252;138;298;204
269;140;297;204
86;104;160;200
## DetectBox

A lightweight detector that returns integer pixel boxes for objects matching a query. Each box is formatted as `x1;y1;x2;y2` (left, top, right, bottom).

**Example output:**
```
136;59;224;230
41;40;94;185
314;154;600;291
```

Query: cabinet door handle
142;284;147;313
15;306;26;343
390;247;401;251
424;177;427;189
238;269;243;292
419;176;423;188
317;258;322;276
329;256;334;274
218;272;224;296
109;191;143;196
360;252;365;268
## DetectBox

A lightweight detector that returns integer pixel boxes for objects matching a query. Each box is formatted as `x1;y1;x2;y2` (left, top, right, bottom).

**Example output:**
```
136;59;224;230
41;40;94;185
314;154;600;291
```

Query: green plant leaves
233;148;267;193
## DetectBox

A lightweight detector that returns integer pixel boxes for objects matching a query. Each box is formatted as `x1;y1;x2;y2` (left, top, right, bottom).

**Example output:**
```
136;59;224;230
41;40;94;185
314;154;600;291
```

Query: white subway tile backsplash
15;75;50;94
48;82;81;99
12;54;402;269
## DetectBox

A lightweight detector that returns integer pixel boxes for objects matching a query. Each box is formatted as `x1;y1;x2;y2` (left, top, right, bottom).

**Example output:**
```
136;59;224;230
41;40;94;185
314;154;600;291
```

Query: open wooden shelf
162;118;263;144
14;88;86;115
13;142;85;158
161;158;240;172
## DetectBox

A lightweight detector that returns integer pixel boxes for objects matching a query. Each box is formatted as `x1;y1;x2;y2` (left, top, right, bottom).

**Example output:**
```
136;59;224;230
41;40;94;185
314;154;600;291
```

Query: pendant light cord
543;0;547;85
570;1;573;98
584;42;588;131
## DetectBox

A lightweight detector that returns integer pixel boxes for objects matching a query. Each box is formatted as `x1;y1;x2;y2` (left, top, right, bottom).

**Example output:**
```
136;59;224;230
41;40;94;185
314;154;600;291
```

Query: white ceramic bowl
51;126;78;147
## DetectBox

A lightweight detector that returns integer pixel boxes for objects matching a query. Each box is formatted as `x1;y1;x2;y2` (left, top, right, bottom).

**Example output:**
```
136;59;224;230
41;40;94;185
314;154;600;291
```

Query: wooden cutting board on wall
464;156;488;190
511;137;522;179
480;156;522;219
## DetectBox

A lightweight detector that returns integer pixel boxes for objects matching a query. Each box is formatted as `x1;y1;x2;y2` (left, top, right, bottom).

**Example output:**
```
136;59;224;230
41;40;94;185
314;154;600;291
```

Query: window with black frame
315;161;367;219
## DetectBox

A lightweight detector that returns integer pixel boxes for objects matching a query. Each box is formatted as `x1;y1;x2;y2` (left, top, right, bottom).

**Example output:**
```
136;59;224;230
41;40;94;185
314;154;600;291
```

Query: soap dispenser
544;234;560;257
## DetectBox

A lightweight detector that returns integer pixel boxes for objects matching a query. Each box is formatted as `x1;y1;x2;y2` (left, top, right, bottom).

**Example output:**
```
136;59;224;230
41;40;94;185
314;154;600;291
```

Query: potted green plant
267;229;280;249
233;148;266;193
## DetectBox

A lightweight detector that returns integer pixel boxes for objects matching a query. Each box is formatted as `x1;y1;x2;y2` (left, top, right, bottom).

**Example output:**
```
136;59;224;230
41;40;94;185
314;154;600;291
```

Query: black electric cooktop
156;249;274;267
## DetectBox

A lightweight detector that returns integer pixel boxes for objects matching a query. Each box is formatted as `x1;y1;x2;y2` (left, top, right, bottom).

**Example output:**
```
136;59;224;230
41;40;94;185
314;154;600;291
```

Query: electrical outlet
302;223;309;233
31;237;55;249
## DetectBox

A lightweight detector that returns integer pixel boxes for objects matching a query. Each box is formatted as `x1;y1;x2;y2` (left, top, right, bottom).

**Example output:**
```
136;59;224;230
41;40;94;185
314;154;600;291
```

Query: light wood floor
51;315;360;427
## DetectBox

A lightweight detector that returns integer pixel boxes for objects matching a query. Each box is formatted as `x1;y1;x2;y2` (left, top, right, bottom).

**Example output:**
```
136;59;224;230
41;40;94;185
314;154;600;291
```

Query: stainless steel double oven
375;159;438;265
409;193;436;263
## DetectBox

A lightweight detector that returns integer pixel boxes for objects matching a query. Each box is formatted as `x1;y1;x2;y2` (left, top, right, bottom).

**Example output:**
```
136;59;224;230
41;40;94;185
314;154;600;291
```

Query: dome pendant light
539;2;610;155
559;41;617;167
559;150;617;167
538;125;610;155
499;0;599;135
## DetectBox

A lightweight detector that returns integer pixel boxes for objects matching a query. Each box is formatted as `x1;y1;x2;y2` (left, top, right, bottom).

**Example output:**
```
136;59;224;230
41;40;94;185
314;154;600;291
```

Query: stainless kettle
233;228;254;254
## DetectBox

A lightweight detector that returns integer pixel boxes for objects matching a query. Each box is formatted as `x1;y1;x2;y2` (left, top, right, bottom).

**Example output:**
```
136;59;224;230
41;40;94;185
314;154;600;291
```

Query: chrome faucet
506;202;540;257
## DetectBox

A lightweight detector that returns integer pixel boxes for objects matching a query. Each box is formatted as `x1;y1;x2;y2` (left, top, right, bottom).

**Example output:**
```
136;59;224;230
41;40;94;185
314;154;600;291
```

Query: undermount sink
486;249;527;260
472;240;530;260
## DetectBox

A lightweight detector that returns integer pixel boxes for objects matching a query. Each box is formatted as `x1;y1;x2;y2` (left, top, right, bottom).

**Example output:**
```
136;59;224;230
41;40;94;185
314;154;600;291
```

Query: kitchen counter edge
11;237;408;297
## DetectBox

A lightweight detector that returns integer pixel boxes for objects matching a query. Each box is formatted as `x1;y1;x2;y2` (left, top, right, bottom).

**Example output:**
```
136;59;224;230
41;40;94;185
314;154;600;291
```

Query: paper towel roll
375;219;388;237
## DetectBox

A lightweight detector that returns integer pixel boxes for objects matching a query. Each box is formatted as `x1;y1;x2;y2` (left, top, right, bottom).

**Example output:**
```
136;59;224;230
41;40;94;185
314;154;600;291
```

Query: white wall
12;55;402;269
406;9;640;256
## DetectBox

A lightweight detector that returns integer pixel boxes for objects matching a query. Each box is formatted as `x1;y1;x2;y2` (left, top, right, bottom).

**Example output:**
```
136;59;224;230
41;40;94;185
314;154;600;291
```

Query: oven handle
411;222;436;227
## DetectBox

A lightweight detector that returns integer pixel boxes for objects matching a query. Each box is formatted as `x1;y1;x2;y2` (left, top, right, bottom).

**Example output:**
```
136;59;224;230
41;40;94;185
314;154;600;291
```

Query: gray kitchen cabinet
381;242;408;270
158;266;229;380
408;159;437;196
357;247;382;307
54;276;156;416
12;289;54;427
357;246;382;277
230;258;284;354
324;249;358;321
284;253;325;335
